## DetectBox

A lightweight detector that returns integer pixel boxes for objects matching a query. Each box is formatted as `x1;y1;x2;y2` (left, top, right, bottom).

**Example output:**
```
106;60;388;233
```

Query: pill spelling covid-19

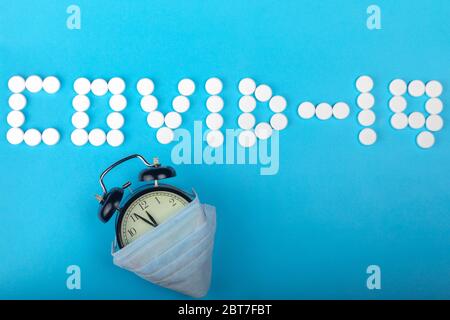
5;75;444;149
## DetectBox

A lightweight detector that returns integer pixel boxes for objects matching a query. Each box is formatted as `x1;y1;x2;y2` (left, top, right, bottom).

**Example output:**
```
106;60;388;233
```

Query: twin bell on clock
96;154;217;298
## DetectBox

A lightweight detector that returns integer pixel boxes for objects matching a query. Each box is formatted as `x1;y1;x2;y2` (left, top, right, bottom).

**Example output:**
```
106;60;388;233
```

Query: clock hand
133;213;157;227
145;210;159;226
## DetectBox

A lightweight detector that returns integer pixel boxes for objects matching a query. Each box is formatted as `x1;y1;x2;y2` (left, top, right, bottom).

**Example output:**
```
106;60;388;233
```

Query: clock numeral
169;198;176;207
139;200;148;211
131;214;140;223
127;227;137;237
155;197;161;204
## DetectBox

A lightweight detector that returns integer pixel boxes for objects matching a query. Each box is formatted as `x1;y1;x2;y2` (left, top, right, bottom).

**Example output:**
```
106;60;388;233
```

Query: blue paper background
0;0;449;299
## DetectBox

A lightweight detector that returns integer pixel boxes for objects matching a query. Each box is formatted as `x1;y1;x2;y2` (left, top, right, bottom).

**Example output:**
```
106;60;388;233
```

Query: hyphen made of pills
6;75;444;150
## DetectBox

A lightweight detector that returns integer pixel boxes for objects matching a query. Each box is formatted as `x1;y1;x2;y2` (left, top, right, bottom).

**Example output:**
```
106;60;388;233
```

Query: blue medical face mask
112;195;216;298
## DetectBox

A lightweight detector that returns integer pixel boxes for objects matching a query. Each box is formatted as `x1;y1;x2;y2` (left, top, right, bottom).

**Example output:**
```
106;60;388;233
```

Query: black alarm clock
96;154;192;248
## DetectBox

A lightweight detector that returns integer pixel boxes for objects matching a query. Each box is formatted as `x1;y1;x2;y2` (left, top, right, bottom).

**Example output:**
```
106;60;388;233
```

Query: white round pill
7;110;25;127
270;113;288;131
147;111;165;128
425;80;443;98
416;131;435;149
269;95;287;113
137;78;155;96
72;112;90;129
315;103;333;120
255;84;272;102
206;130;224;148
42;128;60;146
238;113;256;130
238;130;257;148
25;75;43;93
106;112;125;130
389;79;407;96
408;112;425;129
356;75;374;93
6;127;24;145
178;78;195;96
390;113;408;130
73;78;91;95
357;93;375;109
109;95;127;112
255;122;273;140
239;96;256;113
172;95;190;113
71;129;89;146
91;79;108;96
238;78;256;95
358;128;377;146
425;98;443;115
358;110;376;127
206;113;224;130
43;76;60;94
332;102;350;120
8;93;27;111
107;130;124;147
156;127;174;144
206;95;224;113
426;114;443;132
24;129;42;146
205;77;223;95
164;111;182;129
8;76;26;93
297;102;315;119
89;129;106;146
389;96;407;113
140;95;158;112
108;77;126;95
408;80;425;97
72;95;90;112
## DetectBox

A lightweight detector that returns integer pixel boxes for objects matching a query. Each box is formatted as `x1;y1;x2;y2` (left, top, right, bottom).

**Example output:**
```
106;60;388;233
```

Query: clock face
119;190;190;247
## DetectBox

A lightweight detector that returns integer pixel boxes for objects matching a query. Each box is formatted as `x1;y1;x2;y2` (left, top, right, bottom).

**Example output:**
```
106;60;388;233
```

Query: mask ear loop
99;154;154;194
